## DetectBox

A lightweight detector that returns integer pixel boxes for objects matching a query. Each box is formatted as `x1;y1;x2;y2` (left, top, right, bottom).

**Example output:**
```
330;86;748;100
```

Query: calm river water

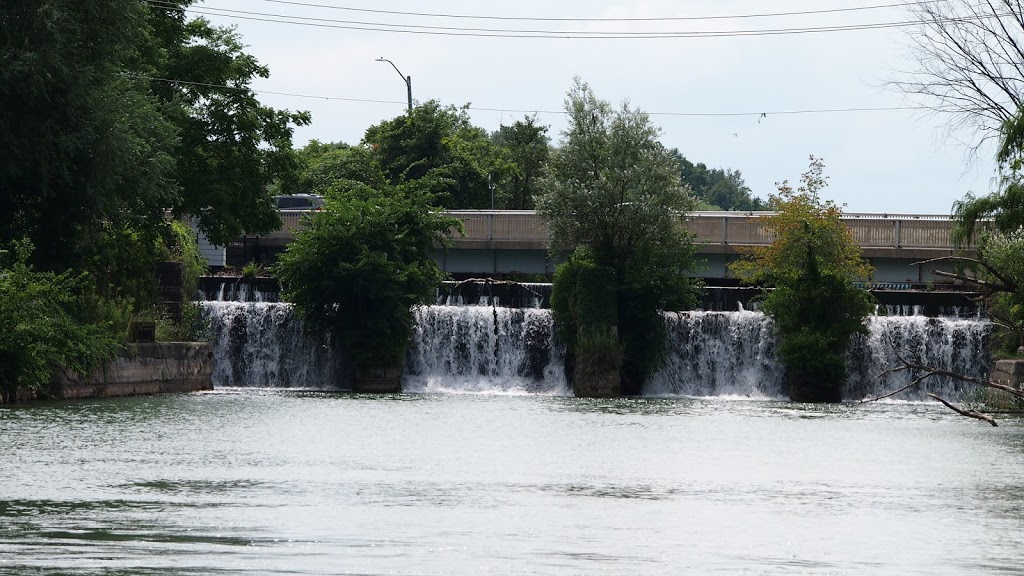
2;390;1023;575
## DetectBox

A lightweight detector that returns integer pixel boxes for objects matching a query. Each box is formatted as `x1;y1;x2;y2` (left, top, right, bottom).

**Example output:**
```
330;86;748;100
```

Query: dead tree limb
927;393;999;426
866;337;1023;425
913;255;1018;293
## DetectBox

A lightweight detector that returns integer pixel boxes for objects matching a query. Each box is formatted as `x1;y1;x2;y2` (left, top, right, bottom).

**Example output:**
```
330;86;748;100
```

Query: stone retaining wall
991;359;1024;388
983;359;1024;409
50;342;213;400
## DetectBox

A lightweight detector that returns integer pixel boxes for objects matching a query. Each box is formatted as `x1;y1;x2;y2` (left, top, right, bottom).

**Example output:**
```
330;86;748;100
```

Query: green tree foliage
297;109;550;211
148;2;311;246
537;79;700;393
0;0;302;394
0;0;178;275
286;141;388;195
363;101;511;209
732;158;872;284
491;116;551;210
761;245;875;402
671;150;767;211
1;0;308;272
731;157;874;402
949;113;1024;354
0;241;121;403
275;183;458;371
551;248;623;395
551;248;619;355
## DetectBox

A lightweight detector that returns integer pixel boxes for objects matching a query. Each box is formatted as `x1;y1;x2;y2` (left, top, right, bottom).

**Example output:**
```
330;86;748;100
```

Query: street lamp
375;57;412;113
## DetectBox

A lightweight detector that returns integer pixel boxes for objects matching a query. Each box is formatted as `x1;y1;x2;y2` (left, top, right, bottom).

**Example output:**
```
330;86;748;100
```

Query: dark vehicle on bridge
273;194;324;210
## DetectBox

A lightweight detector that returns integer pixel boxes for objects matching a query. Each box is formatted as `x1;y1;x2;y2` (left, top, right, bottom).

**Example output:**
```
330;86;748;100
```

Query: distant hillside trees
671;150;768;211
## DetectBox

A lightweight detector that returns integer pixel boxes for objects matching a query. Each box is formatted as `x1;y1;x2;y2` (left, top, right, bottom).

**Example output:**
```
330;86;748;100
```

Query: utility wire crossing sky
176;0;1006;214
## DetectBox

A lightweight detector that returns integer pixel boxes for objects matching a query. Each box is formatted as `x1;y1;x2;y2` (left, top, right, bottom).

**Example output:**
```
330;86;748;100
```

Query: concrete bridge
238;210;970;284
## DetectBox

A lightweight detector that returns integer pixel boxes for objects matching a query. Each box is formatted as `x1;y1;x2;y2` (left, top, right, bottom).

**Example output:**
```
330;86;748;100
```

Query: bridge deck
265;210;969;256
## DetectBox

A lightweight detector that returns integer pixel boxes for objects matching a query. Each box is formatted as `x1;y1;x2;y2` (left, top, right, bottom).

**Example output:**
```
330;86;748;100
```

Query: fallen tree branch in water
927;393;998;427
865;338;1022;425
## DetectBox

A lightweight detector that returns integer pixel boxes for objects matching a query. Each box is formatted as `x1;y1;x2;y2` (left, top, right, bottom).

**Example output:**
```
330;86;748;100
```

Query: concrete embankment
991;359;1024;387
16;343;213;403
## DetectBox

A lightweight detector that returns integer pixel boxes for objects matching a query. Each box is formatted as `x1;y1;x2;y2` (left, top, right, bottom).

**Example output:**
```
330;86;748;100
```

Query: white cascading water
648;309;990;400
201;281;281;303
405;305;568;395
200;281;565;393
199;279;989;400
845;314;990;401
647;310;784;397
201;301;347;388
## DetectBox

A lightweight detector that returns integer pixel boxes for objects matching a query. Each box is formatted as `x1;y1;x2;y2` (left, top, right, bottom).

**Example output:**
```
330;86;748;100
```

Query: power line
126;74;404;104
128;73;919;117
145;1;937;39
253;0;929;22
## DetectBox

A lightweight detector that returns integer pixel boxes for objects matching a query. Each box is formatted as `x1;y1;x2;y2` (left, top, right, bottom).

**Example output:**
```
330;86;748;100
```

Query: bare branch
927;393;1000;426
868;336;1022;425
912;255;1018;291
931;269;1012;292
892;0;1024;149
859;370;932;403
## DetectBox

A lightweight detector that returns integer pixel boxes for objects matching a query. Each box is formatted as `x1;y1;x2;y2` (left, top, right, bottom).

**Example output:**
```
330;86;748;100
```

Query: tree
731;157;874;402
671;150;767;211
148;2;311;246
491;116;551;210
275;181;458;377
537;79;700;394
1;1;307;298
363;101;510;209
894;0;1024;150
285;141;388;196
926;113;1024;357
0;0;179;278
886;1;1024;422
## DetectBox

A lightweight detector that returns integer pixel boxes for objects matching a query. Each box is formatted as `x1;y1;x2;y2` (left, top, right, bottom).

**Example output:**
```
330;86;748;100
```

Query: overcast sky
195;0;1002;214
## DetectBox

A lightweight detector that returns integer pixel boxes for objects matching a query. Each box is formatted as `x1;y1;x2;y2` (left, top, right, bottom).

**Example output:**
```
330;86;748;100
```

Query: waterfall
199;279;281;303
404;305;568;395
648;311;784;398
200;298;565;394
846;315;990;400
435;281;551;308
200;282;989;400
201;302;347;388
648;310;990;400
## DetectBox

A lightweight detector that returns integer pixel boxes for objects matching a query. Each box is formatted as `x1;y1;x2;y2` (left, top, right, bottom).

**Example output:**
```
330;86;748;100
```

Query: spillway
199;281;990;400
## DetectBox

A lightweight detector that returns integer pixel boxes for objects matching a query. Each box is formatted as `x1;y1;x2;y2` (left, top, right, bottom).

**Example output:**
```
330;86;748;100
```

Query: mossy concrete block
573;370;620;398
353;365;403;394
52;342;214;400
991;359;1024;386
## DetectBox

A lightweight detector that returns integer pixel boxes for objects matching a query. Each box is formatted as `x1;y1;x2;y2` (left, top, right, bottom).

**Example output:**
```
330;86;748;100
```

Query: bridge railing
267;210;966;250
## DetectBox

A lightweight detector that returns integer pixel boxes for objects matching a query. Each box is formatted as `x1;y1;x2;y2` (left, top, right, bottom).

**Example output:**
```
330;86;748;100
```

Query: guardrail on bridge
266;210;968;251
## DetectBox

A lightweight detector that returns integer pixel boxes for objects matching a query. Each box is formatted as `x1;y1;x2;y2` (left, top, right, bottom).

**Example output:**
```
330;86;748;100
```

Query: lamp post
375;57;412;113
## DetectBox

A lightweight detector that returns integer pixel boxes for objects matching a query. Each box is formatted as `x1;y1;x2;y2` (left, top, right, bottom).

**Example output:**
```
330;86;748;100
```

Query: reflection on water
1;391;1023;575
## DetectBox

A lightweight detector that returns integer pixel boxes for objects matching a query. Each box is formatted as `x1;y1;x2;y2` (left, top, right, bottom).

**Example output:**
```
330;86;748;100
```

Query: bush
275;182;458;371
574;329;624;382
165;220;208;297
551;247;618;358
0;240;121;403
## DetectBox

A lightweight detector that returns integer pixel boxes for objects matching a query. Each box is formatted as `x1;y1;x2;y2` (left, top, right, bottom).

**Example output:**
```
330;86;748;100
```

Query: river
2;391;1023;575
